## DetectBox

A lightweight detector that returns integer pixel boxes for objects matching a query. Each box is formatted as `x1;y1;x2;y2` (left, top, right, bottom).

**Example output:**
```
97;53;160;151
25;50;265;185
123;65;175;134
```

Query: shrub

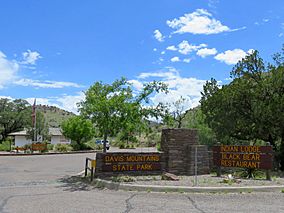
53;144;73;152
47;144;54;151
156;142;161;151
119;142;125;149
0;140;11;151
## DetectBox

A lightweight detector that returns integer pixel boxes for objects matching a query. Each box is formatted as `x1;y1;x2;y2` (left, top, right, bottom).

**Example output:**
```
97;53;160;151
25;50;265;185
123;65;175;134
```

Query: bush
53;144;73;152
47;144;54;151
69;141;94;151
119;142;125;149
156;142;161;151
0;140;11;151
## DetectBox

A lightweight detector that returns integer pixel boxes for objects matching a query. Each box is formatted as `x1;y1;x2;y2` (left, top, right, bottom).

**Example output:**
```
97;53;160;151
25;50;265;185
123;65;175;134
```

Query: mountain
36;105;75;127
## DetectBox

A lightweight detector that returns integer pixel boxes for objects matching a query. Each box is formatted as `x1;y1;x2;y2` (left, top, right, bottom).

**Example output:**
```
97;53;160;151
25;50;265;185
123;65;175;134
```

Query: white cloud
21;50;42;65
137;68;179;79
128;79;144;91
279;33;284;37
153;29;165;42
167;9;231;35
14;79;82;88
183;58;191;63
178;40;207;55
134;68;206;111
166;41;208;55
0;95;13;100
153;48;157;52
0;51;19;89
56;92;85;114
161;51;165;55
196;48;217;58
170;56;180;62
166;45;177;51
25;92;85;114
214;49;253;65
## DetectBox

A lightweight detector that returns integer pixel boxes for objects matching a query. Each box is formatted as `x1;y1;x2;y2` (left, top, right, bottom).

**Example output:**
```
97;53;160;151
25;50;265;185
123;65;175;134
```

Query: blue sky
0;0;283;113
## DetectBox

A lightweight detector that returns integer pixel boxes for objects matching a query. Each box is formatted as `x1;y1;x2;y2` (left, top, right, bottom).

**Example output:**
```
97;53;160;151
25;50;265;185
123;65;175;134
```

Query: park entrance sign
95;152;163;175
213;145;273;170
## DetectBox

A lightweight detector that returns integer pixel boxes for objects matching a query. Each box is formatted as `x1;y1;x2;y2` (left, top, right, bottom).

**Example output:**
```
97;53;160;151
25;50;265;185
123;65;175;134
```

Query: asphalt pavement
0;151;284;213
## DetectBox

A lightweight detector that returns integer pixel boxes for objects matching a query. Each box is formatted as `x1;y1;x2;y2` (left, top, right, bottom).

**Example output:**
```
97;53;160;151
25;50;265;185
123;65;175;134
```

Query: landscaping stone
161;172;179;181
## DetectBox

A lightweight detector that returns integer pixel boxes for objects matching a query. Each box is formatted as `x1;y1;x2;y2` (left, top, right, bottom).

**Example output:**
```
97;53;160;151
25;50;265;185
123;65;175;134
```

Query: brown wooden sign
31;143;47;151
100;153;162;173
213;145;273;170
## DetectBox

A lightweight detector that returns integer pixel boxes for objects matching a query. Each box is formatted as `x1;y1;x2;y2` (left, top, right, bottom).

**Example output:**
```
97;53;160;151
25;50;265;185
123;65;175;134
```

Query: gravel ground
105;174;284;187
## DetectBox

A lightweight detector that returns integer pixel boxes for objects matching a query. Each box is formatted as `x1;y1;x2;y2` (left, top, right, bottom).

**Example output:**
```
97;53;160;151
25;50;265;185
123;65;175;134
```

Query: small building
8;130;32;147
9;128;71;147
49;128;71;144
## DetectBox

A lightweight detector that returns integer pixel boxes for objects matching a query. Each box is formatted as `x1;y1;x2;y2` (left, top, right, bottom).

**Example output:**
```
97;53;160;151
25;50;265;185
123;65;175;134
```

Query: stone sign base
161;128;209;175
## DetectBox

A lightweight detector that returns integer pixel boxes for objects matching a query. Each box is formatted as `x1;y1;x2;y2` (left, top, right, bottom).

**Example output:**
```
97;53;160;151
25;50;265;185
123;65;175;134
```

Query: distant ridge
36;104;75;128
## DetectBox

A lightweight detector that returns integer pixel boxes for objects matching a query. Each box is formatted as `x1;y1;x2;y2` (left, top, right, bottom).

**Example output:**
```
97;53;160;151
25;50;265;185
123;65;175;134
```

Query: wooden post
266;142;272;181
266;170;271;181
91;167;94;182
85;158;88;177
194;146;198;186
216;142;221;177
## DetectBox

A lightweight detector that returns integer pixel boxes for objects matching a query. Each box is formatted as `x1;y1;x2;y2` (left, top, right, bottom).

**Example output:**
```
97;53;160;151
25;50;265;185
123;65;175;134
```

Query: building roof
9;128;63;136
48;128;62;136
8;130;28;136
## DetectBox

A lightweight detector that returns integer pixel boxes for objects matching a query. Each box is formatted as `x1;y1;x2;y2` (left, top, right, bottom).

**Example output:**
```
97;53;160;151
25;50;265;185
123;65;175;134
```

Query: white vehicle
96;140;110;150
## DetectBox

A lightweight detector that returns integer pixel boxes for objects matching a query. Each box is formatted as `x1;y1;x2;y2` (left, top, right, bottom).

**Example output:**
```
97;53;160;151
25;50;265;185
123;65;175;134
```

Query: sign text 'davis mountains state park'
98;153;162;173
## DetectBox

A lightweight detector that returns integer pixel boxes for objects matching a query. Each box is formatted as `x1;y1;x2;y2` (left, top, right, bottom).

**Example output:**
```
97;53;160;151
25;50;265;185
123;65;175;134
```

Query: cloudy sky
0;0;283;113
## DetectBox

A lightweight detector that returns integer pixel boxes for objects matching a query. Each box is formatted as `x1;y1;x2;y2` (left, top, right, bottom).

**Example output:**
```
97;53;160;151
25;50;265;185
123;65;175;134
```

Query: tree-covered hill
36;105;75;128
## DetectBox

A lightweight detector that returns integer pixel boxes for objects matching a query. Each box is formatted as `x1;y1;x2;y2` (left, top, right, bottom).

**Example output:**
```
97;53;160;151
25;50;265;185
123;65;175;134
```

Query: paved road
0;152;284;213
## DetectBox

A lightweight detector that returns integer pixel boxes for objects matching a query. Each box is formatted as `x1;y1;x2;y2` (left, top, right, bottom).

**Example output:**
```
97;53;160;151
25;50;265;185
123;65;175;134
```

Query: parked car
96;140;110;150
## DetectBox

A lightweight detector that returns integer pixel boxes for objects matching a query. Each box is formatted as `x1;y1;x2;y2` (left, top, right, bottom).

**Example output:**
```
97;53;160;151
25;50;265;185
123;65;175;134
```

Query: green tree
61;116;94;150
200;47;284;170
0;98;31;142
78;77;167;152
200;51;270;143
163;96;188;128
184;107;217;146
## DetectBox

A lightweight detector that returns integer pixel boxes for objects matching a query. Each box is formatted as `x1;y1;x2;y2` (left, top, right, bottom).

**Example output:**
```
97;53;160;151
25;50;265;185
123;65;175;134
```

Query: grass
281;189;284;193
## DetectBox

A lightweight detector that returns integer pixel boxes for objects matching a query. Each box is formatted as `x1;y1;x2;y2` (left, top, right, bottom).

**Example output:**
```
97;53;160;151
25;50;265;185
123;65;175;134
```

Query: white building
9;128;71;147
8;130;32;147
49;128;71;144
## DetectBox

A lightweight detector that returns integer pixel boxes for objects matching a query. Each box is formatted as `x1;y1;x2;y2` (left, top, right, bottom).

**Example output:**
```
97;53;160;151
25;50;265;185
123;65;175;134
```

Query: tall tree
78;77;168;152
0;98;31;142
200;47;284;170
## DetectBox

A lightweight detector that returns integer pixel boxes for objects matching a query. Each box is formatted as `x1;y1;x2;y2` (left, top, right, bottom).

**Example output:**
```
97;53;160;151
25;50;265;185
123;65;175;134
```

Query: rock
161;172;179;181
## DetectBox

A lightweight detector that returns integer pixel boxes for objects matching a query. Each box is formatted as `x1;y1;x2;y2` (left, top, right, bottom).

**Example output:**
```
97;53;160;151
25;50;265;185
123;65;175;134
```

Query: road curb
0;150;100;157
92;178;284;193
